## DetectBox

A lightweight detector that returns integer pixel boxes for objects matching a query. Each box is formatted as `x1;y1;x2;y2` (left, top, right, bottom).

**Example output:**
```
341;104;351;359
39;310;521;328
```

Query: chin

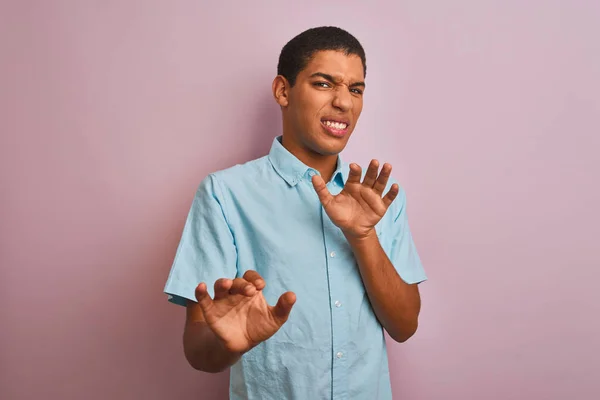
310;133;350;156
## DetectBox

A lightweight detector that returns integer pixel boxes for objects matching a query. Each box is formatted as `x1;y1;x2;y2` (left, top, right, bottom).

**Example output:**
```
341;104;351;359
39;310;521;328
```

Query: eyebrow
309;72;366;88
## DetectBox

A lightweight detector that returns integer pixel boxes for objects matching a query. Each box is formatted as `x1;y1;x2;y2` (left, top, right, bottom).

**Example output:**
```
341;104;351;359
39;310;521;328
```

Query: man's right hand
194;270;296;354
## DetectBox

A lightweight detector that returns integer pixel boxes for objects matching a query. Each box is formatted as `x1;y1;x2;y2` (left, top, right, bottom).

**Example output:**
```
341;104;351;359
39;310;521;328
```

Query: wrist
343;228;378;247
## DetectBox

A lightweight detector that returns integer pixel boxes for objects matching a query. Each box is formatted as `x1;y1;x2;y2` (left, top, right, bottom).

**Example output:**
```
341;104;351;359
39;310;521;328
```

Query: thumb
194;282;214;315
271;291;296;324
311;175;333;207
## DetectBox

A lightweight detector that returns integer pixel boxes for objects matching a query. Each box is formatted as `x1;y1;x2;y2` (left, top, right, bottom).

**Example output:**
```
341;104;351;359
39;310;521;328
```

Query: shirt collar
268;135;347;187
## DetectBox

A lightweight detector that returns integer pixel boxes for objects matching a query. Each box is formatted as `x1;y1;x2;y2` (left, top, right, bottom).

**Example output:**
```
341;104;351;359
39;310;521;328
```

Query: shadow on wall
203;89;282;173
247;90;282;161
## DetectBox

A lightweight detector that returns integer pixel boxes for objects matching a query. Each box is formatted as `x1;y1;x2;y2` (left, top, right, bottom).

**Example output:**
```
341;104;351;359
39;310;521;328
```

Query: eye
350;88;363;95
313;81;331;88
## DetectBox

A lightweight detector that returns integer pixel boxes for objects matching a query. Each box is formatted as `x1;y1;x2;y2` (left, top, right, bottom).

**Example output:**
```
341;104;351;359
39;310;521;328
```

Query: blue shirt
164;135;427;399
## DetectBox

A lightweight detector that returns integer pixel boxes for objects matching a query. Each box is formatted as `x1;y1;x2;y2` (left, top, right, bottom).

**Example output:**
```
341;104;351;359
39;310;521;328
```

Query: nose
331;86;352;112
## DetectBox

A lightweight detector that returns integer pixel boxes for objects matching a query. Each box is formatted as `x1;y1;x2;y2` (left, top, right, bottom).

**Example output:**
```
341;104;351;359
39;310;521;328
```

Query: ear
272;75;290;107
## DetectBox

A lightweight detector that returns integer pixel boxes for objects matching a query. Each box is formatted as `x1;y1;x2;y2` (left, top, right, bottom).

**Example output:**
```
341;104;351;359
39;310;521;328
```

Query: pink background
1;1;599;399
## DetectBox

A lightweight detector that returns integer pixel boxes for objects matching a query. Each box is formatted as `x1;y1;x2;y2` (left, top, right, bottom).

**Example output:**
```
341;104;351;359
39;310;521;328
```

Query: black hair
277;26;366;87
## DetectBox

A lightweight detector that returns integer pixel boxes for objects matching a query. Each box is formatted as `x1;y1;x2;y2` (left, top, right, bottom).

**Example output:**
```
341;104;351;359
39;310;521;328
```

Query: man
164;26;427;399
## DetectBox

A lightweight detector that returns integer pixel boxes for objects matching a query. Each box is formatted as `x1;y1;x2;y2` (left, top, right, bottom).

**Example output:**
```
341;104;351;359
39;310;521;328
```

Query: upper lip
321;117;351;126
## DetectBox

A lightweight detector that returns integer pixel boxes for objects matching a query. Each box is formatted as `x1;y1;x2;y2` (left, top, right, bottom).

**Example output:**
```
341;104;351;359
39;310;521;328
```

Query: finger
347;163;362;184
362;190;389;216
242;270;266;291
311;175;334;207
373;163;392;196
229;277;256;297
383;183;400;209
271;291;297;325
362;159;379;188
195;282;214;314
213;278;233;300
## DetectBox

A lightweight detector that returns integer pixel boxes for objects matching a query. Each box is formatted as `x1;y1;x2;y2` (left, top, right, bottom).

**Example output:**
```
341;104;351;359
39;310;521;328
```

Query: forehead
300;50;365;81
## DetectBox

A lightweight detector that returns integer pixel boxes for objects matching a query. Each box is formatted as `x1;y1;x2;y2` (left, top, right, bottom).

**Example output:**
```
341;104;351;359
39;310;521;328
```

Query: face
274;50;365;157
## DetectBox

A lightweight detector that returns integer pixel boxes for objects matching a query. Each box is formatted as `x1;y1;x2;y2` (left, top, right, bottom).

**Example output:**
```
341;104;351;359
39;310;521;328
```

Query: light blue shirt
164;135;427;399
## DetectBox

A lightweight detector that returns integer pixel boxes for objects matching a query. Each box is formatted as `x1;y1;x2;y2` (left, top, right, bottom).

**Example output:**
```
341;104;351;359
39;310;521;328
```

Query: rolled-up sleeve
163;174;237;306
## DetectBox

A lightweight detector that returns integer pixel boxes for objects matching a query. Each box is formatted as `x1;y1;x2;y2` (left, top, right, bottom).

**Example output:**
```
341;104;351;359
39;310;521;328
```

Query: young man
164;26;427;399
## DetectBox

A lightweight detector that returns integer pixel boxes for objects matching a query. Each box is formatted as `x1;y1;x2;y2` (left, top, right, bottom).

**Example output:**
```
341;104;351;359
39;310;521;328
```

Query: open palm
195;271;296;353
312;160;399;239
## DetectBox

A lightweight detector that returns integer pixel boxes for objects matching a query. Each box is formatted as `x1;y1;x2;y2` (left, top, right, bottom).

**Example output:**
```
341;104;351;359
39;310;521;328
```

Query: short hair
277;26;366;87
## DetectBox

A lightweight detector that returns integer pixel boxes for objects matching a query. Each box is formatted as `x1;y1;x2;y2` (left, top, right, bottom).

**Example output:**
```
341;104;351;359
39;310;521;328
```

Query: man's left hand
311;159;399;240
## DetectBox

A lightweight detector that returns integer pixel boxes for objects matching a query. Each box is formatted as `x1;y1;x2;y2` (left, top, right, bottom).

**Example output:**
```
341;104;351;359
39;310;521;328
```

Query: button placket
320;190;350;398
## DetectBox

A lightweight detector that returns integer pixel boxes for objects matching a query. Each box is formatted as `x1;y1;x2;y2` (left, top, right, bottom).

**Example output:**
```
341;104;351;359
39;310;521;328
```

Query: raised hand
312;159;399;239
194;270;296;354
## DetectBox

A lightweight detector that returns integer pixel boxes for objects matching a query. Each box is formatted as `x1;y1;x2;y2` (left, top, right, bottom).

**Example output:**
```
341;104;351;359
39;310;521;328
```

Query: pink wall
1;1;598;399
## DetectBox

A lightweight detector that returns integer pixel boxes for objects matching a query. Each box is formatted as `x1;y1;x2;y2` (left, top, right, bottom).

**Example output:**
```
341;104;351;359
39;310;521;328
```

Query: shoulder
196;155;270;197
210;155;269;186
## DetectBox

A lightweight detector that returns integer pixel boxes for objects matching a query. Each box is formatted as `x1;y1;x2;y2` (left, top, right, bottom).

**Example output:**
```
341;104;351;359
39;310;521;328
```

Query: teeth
324;120;347;129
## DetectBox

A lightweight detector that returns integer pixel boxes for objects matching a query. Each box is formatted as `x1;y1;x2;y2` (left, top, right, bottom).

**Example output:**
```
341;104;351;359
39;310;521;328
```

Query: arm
165;174;242;373
345;232;421;342
183;300;243;373
164;176;296;372
311;159;425;343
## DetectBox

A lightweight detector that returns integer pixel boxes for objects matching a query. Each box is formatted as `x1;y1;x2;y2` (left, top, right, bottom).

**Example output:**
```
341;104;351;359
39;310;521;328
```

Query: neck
281;134;338;183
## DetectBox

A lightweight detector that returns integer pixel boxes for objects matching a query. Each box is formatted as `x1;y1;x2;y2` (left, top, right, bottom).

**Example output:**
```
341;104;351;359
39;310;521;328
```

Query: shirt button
336;352;343;359
308;170;316;177
330;251;336;258
335;300;341;308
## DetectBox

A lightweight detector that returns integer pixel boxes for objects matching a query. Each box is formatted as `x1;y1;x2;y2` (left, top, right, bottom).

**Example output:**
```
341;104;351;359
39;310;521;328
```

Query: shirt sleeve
386;186;427;285
163;173;238;306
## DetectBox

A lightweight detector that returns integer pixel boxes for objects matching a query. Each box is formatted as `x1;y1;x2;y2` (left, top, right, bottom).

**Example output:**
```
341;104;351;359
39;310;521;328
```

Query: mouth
320;118;350;138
